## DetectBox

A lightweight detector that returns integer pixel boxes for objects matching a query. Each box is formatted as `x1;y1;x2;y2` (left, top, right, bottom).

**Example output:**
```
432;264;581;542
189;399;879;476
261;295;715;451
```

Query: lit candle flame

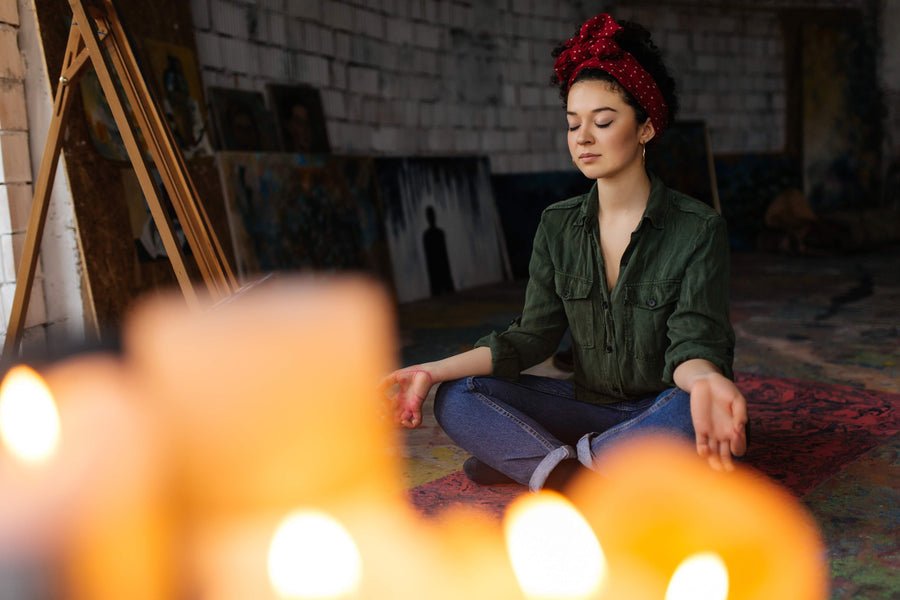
268;509;362;599
504;491;606;599
0;365;61;463
665;551;729;600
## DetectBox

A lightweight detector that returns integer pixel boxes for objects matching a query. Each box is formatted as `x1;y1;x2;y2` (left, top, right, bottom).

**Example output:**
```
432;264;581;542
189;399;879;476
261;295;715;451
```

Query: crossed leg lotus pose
381;14;747;493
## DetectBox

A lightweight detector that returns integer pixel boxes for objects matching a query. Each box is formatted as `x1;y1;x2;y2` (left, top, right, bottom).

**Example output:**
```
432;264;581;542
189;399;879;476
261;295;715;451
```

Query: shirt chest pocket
554;271;595;349
623;280;680;360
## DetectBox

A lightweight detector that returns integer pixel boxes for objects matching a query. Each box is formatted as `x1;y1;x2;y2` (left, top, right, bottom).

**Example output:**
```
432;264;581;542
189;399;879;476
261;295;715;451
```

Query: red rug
407;373;900;518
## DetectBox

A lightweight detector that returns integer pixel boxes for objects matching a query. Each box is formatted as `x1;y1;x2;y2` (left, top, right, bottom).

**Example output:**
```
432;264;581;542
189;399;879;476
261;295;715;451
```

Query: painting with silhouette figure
375;157;510;303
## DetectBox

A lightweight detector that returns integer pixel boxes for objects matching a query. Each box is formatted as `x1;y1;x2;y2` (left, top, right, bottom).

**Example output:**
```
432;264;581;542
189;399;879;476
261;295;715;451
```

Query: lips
579;153;599;162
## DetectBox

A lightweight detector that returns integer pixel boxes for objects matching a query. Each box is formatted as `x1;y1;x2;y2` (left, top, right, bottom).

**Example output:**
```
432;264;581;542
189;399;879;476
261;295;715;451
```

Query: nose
576;128;593;146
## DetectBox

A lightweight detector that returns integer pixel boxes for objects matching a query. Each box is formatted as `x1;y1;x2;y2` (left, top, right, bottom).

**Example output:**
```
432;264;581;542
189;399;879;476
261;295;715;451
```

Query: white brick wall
0;0;85;355
188;0;890;174
0;3;45;352
190;0;584;172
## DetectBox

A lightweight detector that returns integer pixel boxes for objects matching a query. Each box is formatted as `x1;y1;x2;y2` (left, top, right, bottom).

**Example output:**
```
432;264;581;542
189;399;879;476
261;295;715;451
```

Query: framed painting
374;157;511;303
267;83;331;153
143;38;214;158
217;153;394;289
207;87;281;152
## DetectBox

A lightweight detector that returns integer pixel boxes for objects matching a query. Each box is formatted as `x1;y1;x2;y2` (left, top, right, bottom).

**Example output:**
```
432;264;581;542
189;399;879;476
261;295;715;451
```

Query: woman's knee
432;377;473;429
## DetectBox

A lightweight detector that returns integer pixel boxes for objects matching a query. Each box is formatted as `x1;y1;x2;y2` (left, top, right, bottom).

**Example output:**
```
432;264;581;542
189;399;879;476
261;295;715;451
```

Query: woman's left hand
689;373;748;471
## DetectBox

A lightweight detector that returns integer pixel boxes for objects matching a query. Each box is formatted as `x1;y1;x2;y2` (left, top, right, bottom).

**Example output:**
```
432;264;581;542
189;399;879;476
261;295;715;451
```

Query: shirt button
605;345;613;353
563;291;570;299
647;298;657;308
602;301;609;310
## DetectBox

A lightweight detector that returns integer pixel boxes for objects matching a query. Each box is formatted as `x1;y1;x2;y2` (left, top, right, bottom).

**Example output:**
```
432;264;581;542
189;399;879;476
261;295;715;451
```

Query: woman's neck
595;166;651;216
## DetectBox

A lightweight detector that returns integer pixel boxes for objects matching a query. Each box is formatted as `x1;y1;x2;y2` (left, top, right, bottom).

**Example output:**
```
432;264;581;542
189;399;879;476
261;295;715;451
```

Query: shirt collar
578;171;669;230
642;171;669;230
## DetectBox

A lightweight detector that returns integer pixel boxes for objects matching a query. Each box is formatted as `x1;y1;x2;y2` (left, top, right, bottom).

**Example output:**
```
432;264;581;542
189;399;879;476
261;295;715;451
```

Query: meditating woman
381;14;747;492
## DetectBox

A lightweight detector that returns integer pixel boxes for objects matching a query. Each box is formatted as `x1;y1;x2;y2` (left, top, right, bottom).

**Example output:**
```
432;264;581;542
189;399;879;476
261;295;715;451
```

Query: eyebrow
566;107;618;116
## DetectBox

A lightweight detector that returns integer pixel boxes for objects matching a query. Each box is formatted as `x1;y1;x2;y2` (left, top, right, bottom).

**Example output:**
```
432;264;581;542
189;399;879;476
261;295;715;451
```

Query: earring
641;143;646;164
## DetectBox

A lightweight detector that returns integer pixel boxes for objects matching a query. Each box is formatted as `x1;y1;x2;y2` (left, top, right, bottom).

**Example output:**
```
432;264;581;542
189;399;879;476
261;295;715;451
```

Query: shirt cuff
474;332;523;380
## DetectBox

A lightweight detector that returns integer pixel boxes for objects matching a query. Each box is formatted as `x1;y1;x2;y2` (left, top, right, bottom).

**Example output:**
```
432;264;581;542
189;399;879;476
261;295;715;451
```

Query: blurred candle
504;491;606;600
665;552;729;600
41;356;172;600
566;435;828;600
0;357;172;600
122;276;418;599
0;365;60;464
267;509;361;599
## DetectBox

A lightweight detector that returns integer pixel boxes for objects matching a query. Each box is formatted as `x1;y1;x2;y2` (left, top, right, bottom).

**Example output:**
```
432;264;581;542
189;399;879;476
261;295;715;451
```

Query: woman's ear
639;119;657;145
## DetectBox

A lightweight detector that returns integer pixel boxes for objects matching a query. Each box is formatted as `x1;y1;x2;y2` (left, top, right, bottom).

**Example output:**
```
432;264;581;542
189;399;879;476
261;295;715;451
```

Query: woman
381;14;747;492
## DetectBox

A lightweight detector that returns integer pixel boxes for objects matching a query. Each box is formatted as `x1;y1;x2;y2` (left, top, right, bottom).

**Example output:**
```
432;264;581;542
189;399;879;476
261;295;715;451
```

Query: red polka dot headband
554;14;669;136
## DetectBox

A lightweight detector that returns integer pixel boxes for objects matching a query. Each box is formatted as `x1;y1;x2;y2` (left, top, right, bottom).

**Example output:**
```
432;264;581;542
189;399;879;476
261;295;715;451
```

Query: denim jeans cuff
528;444;576;492
576;432;600;471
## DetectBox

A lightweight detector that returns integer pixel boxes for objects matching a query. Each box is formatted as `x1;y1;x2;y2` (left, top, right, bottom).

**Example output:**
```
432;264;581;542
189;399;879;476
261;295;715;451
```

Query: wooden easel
3;0;239;359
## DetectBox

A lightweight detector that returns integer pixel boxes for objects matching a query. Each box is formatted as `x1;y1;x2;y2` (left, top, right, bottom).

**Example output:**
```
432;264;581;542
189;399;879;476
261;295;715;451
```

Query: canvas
267;83;331;153
121;168;191;263
207;87;281;152
646;120;720;213
79;65;147;162
801;20;881;212
492;170;592;280
142;38;214;158
375;157;511;303
217;153;393;287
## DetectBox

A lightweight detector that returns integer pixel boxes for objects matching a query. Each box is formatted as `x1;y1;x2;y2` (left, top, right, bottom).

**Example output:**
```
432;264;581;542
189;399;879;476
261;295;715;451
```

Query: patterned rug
408;372;900;518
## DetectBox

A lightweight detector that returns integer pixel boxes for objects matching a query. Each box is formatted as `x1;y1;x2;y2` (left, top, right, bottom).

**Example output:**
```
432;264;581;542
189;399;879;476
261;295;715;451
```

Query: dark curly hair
550;19;679;127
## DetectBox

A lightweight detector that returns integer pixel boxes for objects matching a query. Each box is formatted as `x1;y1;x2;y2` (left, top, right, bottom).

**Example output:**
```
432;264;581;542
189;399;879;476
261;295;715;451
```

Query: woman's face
566;80;655;181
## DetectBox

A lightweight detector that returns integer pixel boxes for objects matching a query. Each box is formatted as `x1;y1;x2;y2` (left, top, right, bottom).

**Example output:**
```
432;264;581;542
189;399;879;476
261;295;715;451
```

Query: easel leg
2;26;87;361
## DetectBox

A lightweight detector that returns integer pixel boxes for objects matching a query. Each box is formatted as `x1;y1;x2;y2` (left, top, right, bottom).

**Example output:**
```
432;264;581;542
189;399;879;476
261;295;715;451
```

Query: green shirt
476;173;735;405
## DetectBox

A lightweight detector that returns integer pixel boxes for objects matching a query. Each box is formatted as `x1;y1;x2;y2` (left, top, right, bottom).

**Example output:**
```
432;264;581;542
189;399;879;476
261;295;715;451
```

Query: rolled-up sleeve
663;216;735;382
475;221;569;379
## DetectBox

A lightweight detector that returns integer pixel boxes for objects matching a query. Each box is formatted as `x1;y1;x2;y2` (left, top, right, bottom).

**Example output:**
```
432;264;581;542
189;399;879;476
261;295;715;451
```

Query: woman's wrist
403;367;434;387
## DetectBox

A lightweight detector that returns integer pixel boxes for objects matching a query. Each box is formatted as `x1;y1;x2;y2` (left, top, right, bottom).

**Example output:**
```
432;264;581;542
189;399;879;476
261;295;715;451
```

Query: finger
695;432;711;457
706;440;724;471
731;392;749;430
731;424;748;457
719;438;734;472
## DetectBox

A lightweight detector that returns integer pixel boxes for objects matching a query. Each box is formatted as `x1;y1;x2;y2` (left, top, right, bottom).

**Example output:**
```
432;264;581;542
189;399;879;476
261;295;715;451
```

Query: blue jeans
433;375;694;491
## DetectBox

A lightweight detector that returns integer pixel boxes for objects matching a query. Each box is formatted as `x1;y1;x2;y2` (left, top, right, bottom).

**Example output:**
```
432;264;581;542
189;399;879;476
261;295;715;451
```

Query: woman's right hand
378;368;434;429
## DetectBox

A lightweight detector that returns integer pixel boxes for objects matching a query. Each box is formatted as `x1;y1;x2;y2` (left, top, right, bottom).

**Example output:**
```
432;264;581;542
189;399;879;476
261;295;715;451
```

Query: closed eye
596;121;613;128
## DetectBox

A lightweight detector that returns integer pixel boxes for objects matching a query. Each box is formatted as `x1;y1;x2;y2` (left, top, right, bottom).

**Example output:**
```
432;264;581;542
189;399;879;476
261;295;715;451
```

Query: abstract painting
217;153;393;287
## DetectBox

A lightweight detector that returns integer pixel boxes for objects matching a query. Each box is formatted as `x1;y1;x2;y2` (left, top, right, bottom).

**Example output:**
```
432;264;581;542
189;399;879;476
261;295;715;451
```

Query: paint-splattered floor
396;246;900;599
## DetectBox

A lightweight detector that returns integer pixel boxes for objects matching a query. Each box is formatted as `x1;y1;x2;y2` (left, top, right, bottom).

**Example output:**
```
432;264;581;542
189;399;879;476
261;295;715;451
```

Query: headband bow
554;14;669;136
